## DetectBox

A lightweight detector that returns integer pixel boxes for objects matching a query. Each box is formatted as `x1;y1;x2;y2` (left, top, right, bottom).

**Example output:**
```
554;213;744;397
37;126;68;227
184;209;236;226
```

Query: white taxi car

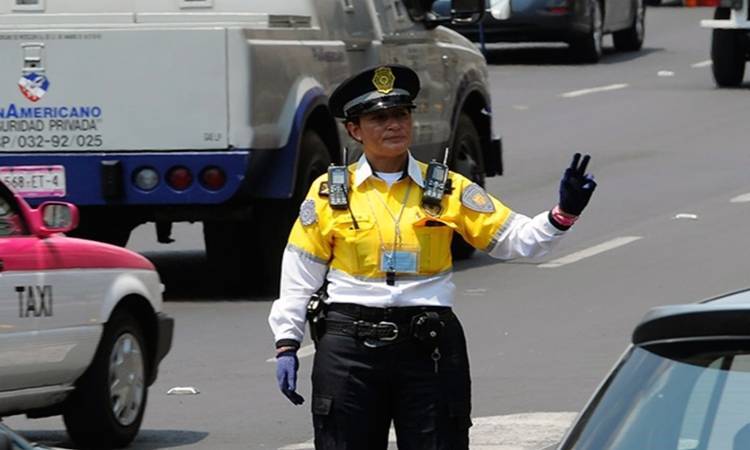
0;180;173;449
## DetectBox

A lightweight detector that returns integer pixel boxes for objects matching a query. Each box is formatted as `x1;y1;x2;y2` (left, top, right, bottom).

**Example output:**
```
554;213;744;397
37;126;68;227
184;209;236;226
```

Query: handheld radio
327;147;350;210
422;147;450;207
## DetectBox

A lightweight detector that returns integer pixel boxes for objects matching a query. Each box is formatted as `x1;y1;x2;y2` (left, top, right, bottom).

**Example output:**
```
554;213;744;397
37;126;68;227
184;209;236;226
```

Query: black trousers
311;309;472;450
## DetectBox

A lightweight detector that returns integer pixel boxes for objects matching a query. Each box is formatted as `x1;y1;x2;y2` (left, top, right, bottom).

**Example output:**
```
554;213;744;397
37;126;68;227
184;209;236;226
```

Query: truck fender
250;80;339;199
450;70;503;177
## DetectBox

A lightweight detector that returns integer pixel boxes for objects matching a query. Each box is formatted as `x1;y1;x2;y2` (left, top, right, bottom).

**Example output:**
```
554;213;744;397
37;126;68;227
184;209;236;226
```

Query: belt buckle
378;321;399;341
362;321;399;348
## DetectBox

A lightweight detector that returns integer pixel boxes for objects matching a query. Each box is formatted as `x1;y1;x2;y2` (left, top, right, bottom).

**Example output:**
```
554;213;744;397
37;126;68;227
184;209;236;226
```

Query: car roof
632;288;750;345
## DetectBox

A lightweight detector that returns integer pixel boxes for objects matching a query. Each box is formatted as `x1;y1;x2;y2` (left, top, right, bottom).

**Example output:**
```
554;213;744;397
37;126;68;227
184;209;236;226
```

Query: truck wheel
450;114;484;260
69;209;134;247
63;311;148;449
203;220;255;294
711;8;746;87
254;129;331;294
613;0;645;52
570;0;603;63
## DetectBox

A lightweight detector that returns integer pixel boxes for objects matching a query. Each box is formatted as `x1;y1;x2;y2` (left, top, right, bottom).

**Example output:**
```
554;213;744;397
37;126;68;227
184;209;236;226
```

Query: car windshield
561;341;750;450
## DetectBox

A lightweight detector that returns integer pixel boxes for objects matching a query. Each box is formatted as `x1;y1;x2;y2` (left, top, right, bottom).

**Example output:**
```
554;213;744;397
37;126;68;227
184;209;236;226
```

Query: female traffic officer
268;64;596;449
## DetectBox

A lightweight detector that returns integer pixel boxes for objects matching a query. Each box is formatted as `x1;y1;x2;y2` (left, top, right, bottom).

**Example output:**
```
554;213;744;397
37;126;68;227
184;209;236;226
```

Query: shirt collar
353;152;424;189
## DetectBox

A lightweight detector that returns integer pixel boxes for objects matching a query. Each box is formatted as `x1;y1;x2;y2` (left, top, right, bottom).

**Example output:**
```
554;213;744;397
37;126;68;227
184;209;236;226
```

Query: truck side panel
0;28;228;151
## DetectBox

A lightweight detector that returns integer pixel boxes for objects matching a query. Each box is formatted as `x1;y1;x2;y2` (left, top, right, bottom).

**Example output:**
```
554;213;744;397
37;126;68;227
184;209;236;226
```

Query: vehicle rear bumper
0;151;250;205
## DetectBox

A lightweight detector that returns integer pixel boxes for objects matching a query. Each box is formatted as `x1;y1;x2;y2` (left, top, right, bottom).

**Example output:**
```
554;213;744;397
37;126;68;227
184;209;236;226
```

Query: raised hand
558;153;597;216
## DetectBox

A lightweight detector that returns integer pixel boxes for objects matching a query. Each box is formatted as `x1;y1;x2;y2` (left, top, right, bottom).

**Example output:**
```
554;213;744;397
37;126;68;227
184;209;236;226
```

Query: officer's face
346;107;412;160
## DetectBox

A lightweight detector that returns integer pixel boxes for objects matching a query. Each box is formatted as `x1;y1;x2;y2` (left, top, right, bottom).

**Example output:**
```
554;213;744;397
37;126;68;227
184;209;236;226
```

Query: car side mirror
29;202;79;237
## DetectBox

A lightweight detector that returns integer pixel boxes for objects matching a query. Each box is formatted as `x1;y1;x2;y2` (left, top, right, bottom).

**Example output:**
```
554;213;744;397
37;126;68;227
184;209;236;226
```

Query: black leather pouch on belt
306;286;329;345
411;312;445;347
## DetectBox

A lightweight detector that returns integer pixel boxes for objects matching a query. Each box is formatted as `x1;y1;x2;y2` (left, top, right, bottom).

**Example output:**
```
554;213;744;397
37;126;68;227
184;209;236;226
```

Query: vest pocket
331;215;378;274
413;221;453;272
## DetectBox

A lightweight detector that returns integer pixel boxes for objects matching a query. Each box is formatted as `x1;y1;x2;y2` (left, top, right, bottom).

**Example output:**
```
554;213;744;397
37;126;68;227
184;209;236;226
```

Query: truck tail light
167;166;193;191
200;167;226;191
133;167;159;191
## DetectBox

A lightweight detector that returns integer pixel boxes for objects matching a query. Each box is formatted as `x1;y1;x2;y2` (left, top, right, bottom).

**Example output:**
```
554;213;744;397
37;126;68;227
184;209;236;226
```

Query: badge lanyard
364;179;413;286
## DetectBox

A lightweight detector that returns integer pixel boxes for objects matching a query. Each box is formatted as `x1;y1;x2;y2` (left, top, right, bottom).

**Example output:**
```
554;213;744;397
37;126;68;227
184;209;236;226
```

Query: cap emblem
372;67;395;94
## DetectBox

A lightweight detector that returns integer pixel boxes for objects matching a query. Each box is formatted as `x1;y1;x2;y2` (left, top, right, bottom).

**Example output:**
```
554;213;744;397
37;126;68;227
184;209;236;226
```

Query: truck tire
203;220;255;294
69;210;134;247
613;0;645;52
711;8;746;87
254;129;331;294
450;114;484;261
63;311;148;449
570;0;603;63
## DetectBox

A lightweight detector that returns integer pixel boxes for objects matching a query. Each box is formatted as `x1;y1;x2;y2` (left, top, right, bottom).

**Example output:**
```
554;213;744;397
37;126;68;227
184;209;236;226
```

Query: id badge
380;247;419;274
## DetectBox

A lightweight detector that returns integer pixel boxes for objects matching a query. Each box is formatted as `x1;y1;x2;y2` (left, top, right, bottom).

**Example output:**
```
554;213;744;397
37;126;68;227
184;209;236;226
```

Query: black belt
327;303;453;323
325;319;404;341
324;303;454;343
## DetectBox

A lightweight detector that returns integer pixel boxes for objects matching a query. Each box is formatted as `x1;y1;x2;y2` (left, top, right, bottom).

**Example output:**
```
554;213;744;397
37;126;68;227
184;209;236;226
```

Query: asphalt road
7;5;750;449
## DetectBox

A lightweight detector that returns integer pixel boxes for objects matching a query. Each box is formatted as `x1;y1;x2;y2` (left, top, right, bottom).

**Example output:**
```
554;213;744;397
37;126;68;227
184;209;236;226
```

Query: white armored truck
702;1;750;86
0;0;502;289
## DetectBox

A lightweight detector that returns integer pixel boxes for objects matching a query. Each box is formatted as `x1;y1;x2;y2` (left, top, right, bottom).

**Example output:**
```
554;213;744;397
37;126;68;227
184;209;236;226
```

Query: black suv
435;0;645;62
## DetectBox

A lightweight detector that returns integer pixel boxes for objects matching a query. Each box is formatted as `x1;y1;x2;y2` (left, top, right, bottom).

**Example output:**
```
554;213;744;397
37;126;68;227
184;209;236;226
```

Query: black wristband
548;211;572;231
275;339;301;350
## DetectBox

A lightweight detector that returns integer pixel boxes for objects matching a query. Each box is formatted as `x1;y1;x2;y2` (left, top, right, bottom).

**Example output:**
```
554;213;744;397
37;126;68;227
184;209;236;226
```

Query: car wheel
63;311;148;449
645;0;661;5
570;0;603;63
711;8;746;87
450;114;484;261
253;129;331;294
613;0;645;52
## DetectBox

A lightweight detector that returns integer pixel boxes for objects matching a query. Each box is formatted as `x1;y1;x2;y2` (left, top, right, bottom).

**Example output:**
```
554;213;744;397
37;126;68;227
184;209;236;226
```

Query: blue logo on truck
18;73;50;102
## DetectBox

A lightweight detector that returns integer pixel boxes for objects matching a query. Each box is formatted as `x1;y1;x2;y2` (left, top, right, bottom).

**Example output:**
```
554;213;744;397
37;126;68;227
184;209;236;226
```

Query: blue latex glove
276;350;304;405
559;153;597;216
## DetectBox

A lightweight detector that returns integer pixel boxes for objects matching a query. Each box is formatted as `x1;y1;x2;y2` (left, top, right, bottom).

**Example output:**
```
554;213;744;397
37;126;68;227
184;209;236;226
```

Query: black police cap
329;64;421;120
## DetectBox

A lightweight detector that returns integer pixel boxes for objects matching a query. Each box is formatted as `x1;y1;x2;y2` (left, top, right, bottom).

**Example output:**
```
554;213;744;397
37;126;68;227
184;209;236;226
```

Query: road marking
731;192;750;203
657;70;675;77
692;60;712;68
538;236;642;268
559;83;628;98
266;344;316;363
278;411;577;450
674;213;699;220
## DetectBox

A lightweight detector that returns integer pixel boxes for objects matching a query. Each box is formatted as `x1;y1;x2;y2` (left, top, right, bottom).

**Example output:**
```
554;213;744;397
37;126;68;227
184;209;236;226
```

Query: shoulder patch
299;199;318;226
318;181;330;197
461;184;495;214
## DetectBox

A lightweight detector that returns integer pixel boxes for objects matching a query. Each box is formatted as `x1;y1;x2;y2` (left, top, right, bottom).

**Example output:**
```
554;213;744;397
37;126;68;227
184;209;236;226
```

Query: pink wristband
551;205;578;228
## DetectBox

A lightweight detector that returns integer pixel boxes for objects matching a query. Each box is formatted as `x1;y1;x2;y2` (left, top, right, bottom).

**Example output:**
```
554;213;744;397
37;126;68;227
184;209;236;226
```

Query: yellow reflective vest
288;159;513;281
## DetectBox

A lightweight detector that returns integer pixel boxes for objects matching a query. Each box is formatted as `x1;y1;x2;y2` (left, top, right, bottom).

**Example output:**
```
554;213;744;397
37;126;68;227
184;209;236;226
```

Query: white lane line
692;60;712;68
266;344;316;363
731;192;750;203
278;412;577;450
559;83;628;98
538;236;642;268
